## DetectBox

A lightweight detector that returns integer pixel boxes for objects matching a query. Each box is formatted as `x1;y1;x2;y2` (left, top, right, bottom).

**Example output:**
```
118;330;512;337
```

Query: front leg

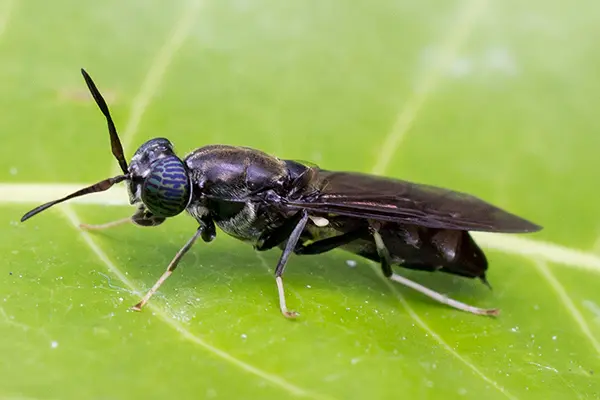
198;216;216;243
80;205;166;231
132;224;207;311
80;204;216;310
80;217;133;231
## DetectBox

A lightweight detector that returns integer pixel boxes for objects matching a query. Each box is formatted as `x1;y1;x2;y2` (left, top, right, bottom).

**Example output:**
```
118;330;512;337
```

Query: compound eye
141;156;191;217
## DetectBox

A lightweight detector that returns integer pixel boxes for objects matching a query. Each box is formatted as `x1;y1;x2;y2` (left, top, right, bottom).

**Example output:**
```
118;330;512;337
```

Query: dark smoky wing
285;171;542;233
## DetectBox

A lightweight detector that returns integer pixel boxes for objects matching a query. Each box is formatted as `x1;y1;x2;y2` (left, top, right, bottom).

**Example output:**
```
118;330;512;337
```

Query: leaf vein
369;264;517;399
58;205;327;400
371;0;489;176
532;259;600;355
0;0;15;39
113;0;203;173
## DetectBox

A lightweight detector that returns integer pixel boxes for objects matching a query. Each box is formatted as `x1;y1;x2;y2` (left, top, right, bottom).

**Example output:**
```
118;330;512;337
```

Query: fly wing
285;171;542;233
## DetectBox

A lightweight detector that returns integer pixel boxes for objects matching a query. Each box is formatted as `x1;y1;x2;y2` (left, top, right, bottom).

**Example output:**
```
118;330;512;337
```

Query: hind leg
369;222;499;317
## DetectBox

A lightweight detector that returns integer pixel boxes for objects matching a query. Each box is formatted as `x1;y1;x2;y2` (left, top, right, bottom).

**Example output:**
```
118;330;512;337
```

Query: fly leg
369;222;499;317
256;210;309;319
294;230;364;255
80;217;132;231
255;210;308;252
131;227;204;311
274;210;309;318
131;218;215;311
80;206;166;231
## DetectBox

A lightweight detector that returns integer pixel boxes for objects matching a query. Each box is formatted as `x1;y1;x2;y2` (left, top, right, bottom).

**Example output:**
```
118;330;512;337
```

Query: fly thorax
184;145;289;199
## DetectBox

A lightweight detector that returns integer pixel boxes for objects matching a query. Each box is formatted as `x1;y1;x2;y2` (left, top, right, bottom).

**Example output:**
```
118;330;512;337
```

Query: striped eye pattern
141;156;191;217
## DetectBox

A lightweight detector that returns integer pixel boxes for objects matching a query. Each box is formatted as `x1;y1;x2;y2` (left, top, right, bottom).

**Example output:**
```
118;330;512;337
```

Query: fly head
20;69;190;223
127;138;192;218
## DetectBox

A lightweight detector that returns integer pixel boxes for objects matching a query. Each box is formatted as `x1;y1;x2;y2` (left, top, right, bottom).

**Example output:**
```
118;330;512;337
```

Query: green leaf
1;0;599;398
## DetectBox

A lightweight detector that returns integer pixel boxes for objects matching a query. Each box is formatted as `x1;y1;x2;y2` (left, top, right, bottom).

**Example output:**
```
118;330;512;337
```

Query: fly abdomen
331;224;489;282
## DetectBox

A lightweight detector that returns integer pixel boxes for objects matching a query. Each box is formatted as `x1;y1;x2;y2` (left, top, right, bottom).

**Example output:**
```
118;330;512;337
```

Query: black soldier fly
21;69;542;318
